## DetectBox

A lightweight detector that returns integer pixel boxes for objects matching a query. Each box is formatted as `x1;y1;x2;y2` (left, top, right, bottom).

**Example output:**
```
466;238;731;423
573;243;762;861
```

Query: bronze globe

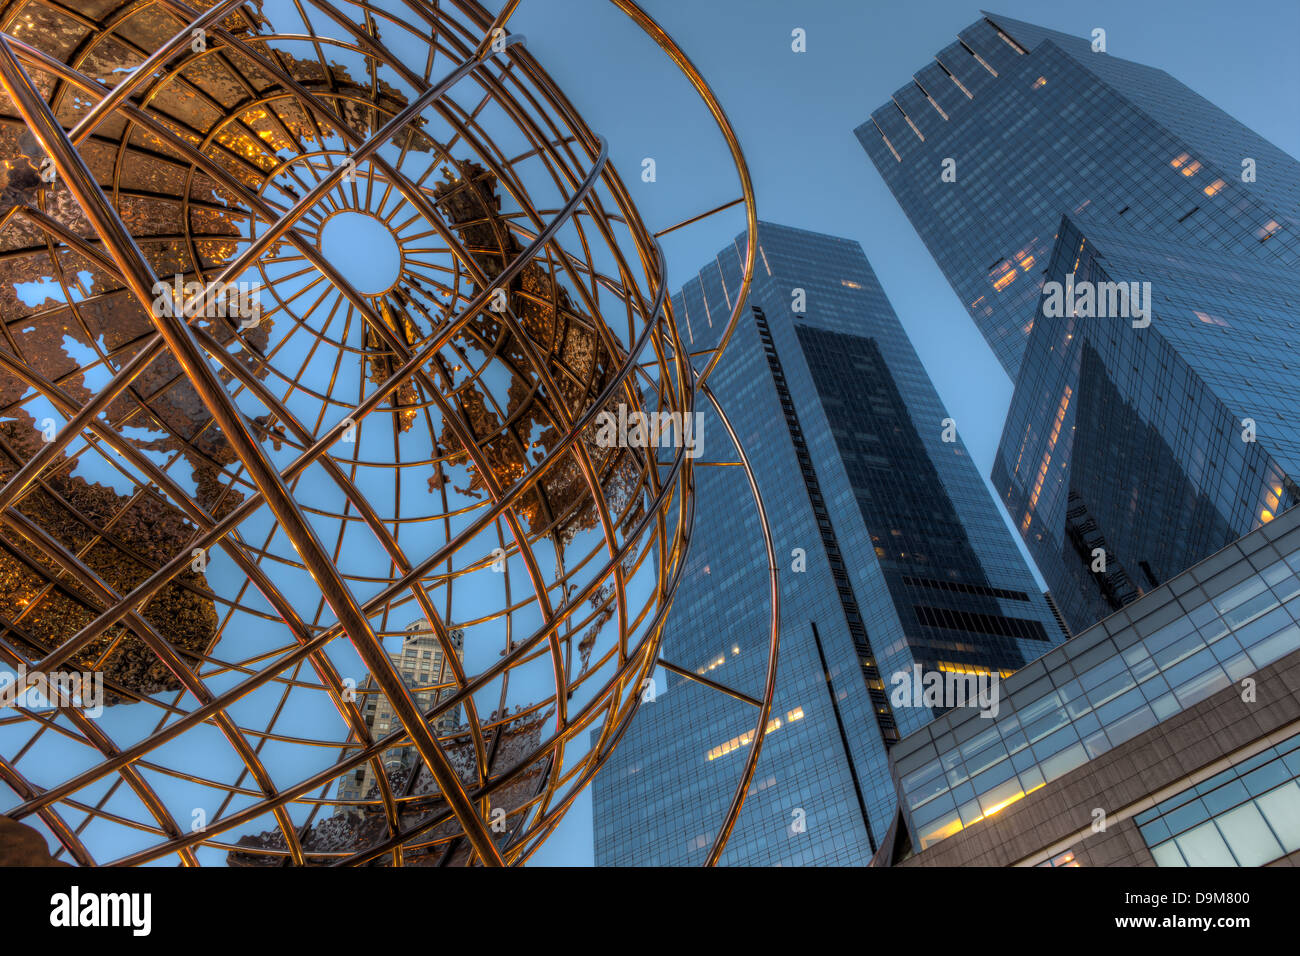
0;0;773;866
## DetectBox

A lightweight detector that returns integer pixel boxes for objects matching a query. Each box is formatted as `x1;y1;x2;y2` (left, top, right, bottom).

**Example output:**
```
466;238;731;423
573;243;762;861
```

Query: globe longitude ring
0;0;772;866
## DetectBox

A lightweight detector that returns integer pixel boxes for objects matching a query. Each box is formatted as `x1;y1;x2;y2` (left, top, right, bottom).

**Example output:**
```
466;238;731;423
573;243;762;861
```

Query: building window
1138;731;1300;867
1036;848;1080;867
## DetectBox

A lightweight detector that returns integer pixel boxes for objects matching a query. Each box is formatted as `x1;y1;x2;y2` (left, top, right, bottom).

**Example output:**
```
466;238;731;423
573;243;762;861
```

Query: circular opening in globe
319;211;401;295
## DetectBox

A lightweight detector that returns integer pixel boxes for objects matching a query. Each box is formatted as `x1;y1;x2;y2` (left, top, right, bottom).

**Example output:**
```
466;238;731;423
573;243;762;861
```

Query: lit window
919;814;965;849
841;280;863;289
706;711;798;760
936;662;1016;680
1258;220;1281;242
1037;849;1081;867
1170;152;1190;169
1203;178;1226;196
1032;76;1047;89
1180;159;1201;177
1028;385;1071;513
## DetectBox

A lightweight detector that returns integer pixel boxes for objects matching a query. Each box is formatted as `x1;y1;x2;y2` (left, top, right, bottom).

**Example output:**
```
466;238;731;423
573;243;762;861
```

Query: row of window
1140;730;1300;867
902;539;1300;850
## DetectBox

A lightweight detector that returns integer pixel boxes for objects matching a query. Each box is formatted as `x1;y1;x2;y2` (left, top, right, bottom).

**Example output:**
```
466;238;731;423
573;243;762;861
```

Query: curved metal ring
0;0;771;867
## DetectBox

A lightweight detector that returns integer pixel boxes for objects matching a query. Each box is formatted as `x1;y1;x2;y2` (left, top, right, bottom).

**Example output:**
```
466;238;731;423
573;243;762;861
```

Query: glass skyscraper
859;13;1300;634
857;12;1300;379
591;222;1065;865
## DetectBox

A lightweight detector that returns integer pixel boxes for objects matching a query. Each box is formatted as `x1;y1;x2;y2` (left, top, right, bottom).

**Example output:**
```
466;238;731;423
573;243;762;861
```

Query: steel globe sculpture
0;0;774;865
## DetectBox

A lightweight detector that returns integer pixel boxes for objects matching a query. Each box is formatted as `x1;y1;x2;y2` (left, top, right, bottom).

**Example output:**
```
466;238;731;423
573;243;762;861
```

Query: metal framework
0;0;772;866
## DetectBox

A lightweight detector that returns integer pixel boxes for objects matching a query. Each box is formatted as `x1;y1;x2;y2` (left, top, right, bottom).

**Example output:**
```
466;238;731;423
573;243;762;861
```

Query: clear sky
516;0;1300;865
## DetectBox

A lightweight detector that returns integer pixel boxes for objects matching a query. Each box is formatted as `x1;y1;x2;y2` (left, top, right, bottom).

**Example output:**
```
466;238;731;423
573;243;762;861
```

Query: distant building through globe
335;622;465;817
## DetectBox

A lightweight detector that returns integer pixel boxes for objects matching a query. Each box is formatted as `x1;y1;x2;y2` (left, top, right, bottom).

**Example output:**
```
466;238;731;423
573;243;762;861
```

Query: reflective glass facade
995;216;1300;633
592;223;1063;865
860;13;1300;634
1136;729;1300;867
857;13;1300;379
890;502;1300;853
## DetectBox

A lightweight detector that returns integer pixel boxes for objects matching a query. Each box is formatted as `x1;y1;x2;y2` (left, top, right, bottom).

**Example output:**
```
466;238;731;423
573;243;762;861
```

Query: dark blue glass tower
857;12;1300;379
591;222;1065;865
995;214;1300;633
859;13;1300;634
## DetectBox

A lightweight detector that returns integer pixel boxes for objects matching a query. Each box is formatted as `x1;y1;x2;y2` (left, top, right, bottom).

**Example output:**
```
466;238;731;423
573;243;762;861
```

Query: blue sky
517;0;1300;865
